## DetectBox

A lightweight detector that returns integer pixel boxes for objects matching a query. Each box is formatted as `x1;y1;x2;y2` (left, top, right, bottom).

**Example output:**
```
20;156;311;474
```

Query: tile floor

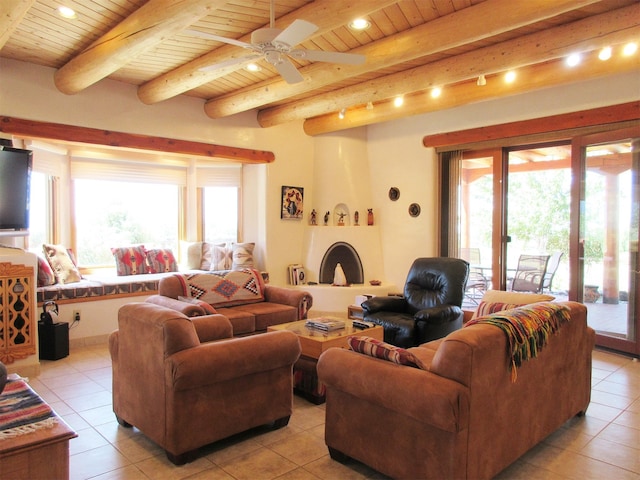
23;344;640;480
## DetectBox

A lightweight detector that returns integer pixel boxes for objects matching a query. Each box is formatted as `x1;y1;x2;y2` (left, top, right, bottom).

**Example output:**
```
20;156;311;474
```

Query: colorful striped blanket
0;378;57;438
465;302;570;381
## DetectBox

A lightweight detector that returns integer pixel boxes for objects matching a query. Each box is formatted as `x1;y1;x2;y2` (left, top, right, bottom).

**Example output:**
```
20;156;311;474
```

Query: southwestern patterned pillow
111;245;148;276
37;255;56;287
146;248;178;273
200;242;229;270
231;242;255;269
182;269;265;307
348;336;424;369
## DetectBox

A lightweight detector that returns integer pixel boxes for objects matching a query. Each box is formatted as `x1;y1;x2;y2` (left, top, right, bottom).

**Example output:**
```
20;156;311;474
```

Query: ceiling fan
186;0;366;84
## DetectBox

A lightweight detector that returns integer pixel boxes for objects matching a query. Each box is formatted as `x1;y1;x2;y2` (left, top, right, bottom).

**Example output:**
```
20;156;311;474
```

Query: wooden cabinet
0;262;36;364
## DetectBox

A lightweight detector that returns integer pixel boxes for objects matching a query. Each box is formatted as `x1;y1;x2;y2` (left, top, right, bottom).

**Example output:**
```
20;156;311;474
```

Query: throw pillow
42;244;82;284
111;245;148;276
200;242;227;270
146;248;178;273
232;242;255;269
348;336;424;369
472;290;555;320
36;255;56;287
212;244;232;270
178;296;217;315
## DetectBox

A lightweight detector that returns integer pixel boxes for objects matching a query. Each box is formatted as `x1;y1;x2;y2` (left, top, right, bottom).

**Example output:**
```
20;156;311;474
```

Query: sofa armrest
167;330;301;389
190;315;233;343
362;296;407;314
263;285;313;319
146;294;204;317
317;348;469;433
414;305;462;324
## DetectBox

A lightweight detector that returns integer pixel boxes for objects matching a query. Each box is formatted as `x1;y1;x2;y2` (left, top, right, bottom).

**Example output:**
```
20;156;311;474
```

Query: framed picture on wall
281;186;304;220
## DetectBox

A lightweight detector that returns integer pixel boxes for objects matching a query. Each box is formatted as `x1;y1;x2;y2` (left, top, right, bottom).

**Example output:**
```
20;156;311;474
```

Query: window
203;186;238;244
73;179;180;266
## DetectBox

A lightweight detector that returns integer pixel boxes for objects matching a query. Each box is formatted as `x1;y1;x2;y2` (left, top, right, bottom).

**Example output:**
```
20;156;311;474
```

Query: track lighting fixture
477;74;486;86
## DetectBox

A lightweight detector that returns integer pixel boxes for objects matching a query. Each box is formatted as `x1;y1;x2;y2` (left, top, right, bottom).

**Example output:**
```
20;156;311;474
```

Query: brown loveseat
146;270;313;336
109;302;301;464
317;301;595;479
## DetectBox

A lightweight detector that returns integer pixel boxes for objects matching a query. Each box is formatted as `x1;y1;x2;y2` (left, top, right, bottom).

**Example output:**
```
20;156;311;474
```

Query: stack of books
305;317;346;332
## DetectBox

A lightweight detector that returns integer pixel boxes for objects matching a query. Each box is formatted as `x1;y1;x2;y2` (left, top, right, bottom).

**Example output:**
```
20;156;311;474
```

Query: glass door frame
571;126;640;355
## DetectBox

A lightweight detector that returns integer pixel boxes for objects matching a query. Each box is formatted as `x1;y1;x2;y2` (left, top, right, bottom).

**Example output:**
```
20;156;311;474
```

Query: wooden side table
347;304;364;320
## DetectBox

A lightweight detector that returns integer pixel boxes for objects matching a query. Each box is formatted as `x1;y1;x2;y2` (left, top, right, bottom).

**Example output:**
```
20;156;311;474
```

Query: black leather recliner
361;257;469;348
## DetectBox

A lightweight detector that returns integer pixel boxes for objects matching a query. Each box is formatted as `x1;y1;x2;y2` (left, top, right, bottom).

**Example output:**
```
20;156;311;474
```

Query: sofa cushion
111;245;148;276
472;290;555;319
182;269;265;307
146;248;179;273
348;335;425;369
37;255;56;287
43;243;82;284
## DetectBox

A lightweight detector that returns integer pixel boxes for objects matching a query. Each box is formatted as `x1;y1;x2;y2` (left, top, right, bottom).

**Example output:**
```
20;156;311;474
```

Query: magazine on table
305;317;346;331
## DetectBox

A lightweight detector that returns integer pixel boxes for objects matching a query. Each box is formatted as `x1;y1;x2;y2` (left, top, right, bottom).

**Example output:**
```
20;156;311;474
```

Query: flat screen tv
0;147;33;231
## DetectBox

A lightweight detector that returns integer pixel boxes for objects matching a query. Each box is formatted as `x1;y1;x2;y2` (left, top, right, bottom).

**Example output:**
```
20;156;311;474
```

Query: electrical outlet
73;310;81;322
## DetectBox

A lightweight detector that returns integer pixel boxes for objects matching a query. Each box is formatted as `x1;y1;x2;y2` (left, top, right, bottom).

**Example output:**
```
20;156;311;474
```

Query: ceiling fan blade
290;49;366;65
185;29;252;49
199;54;261;72
273;58;304;84
273;19;318;48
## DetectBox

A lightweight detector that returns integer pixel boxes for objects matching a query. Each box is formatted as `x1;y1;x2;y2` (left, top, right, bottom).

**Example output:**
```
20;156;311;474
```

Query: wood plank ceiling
1;0;639;136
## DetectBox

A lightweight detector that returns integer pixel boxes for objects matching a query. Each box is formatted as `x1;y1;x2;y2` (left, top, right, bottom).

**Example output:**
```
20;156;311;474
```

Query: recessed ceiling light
349;18;371;31
338;108;346;119
598;47;612;61
623;42;638;56
57;6;77;19
431;87;442;98
566;53;581;67
504;70;517;83
245;63;261;72
393;96;404;107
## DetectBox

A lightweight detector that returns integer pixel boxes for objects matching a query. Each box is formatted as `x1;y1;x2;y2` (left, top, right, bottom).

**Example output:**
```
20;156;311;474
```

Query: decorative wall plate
388;187;400;201
408;203;421;217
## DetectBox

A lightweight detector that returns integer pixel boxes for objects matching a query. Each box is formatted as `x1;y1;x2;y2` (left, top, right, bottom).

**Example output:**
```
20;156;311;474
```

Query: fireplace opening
319;242;364;284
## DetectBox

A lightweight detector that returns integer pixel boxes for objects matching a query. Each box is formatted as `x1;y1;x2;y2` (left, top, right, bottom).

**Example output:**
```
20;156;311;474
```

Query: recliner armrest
190;315;233;342
362;296;407;314
414;305;463;324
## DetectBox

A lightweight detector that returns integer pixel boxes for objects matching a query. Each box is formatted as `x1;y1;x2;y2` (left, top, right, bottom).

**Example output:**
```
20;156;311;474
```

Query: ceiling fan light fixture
349;18;371;31
477;74;487;86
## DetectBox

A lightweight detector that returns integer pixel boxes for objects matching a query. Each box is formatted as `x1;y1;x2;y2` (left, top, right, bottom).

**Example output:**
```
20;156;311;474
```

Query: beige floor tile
134;454;215;480
580;436;640;474
69;443;132;480
90;464;150;480
215;447;298;480
267;430;328;466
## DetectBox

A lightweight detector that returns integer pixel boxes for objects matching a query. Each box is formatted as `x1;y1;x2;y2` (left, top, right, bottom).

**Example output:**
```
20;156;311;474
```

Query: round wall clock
388;187;400;201
409;203;421;217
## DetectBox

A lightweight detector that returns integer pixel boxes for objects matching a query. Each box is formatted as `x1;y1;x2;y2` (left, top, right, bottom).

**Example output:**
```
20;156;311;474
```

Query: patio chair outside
542;252;563;293
460;248;488;304
511;254;550;293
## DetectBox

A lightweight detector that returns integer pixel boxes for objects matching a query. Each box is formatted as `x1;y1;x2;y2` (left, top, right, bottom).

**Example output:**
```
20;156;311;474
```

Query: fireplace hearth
319;242;364;284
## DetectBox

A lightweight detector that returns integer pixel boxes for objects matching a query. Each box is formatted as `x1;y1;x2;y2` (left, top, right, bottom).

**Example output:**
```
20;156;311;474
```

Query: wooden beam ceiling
259;4;640;129
203;0;599;120
54;0;229;95
0;0;35;49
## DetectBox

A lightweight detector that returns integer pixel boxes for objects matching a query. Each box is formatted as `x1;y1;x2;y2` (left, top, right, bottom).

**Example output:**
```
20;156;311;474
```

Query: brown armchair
109;302;301;465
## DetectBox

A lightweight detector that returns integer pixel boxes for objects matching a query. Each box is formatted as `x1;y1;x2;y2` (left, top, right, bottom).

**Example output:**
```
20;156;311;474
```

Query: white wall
2;57;637;300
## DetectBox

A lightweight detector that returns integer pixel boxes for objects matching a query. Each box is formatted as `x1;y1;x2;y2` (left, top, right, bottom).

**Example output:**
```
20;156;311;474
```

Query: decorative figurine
338;212;346;226
367;208;374;226
354;211;359;226
310;209;317;225
323;211;330;226
333;263;347;286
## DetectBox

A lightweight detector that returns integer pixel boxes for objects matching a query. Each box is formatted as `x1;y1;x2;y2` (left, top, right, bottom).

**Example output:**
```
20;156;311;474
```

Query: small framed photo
281;186;304;220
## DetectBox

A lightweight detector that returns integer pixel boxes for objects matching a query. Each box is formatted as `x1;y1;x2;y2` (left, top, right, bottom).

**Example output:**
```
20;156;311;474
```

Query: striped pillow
348;336;423;368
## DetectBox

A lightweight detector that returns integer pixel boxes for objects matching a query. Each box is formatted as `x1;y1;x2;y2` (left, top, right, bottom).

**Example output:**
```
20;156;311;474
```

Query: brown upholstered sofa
109;302;301;464
317;301;595;479
146;270;313;336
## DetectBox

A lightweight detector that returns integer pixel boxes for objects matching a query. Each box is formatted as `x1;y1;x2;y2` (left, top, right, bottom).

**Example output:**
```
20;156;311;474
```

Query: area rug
0;378;57;438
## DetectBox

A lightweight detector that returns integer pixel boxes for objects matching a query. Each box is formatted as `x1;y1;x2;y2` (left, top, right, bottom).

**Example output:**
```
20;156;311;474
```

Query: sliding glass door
573;130;639;355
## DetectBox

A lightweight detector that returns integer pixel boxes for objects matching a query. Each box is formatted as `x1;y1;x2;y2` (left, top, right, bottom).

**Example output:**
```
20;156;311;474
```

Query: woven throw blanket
181;269;265;307
465;302;570;381
0;379;57;438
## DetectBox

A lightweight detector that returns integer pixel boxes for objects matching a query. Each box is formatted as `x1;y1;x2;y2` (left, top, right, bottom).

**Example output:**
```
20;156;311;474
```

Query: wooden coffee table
268;319;383;403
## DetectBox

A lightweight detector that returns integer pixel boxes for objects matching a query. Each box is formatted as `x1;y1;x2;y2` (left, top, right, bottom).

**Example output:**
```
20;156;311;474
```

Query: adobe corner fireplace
318;242;364;284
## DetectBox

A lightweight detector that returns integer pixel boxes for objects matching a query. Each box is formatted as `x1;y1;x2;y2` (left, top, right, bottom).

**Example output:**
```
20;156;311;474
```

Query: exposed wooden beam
203;0;598;119
54;0;228;95
0;117;274;164
303;54;640;136
259;5;640;127
422;102;640;149
137;0;397;105
0;0;35;49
